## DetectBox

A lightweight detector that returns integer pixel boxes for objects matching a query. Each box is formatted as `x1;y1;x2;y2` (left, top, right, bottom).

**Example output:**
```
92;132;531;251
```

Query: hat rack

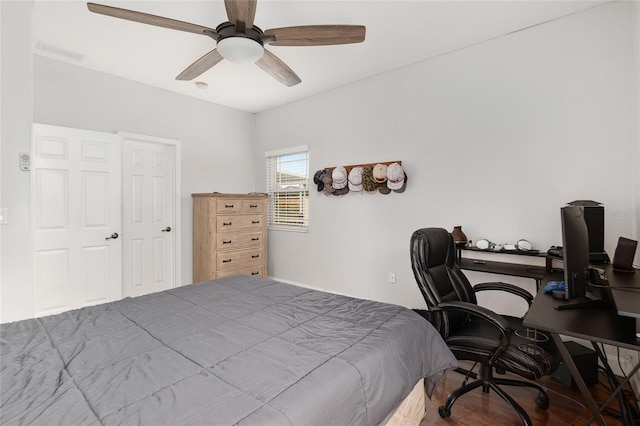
323;160;401;173
315;161;407;196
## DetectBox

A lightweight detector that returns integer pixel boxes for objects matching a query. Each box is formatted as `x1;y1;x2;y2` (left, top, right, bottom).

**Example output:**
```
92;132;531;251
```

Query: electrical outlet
388;272;396;284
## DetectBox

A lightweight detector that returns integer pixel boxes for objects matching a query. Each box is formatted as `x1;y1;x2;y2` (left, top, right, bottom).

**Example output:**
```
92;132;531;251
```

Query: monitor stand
555;296;610;310
555;267;613;310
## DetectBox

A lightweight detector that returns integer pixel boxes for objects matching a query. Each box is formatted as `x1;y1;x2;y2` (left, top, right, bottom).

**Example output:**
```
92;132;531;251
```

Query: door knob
105;232;119;240
162;227;172;232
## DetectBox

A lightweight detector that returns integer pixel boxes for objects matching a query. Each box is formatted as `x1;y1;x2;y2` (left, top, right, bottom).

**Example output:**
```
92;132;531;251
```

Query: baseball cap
322;173;335;195
378;184;391;195
313;170;326;192
332;166;348;190
392;171;407;193
372;163;388;183
333;185;349;196
387;163;405;191
348;167;363;191
362;166;377;192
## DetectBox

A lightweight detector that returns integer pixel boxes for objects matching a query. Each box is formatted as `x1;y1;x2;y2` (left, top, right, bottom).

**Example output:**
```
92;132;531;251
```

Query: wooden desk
523;270;640;425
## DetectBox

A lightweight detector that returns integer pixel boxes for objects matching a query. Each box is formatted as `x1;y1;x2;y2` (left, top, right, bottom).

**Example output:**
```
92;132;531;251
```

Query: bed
1;275;457;425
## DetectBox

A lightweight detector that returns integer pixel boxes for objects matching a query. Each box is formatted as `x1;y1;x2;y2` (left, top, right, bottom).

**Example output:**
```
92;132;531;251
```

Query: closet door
121;132;180;298
32;124;121;316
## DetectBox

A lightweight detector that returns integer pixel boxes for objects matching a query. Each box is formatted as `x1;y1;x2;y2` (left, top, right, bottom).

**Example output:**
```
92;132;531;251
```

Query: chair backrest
410;228;477;337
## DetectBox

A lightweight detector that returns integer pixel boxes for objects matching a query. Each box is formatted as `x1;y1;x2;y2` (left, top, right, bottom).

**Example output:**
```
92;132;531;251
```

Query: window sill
268;226;309;233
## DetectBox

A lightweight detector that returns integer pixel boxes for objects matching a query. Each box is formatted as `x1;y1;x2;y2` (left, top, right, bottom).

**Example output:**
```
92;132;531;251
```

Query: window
265;146;309;231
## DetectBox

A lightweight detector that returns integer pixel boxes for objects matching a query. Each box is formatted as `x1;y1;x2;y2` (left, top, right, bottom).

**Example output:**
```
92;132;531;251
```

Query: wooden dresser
192;193;267;283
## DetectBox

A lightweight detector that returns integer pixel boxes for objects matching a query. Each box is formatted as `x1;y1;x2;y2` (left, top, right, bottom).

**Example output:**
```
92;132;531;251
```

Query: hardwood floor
421;364;636;425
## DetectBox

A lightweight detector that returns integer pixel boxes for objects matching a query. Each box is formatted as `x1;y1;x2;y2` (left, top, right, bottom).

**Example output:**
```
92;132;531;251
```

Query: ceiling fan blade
224;0;257;29
264;25;366;46
176;49;224;81
87;3;216;35
256;50;301;87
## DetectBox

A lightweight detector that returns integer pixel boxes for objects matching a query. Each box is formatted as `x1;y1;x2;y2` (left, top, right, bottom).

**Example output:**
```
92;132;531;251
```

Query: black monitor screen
561;206;590;300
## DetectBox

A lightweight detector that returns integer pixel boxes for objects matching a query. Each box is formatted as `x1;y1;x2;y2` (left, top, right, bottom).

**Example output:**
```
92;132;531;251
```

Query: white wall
33;56;257;288
254;2;638;310
0;54;256;322
1;2;33;323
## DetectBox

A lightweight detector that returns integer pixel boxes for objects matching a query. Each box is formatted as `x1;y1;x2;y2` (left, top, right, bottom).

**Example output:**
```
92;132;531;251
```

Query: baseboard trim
267;275;352;298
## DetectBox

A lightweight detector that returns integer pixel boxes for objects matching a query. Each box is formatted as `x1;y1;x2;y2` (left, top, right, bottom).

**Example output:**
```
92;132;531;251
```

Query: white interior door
121;132;180;298
32;124;121;317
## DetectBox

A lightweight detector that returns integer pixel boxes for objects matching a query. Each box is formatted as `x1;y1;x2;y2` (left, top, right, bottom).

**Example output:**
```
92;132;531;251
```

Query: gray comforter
1;276;457;426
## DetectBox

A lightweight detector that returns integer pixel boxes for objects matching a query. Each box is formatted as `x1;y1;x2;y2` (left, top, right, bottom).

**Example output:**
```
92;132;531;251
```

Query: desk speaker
550;341;598;388
612;237;637;272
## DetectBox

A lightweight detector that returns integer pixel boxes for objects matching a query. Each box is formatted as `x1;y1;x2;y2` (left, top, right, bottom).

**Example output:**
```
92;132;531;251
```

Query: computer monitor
556;206;611;310
561;206;589;300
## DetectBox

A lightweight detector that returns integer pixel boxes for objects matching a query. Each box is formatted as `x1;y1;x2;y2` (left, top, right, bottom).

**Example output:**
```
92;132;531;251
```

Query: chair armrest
436;300;511;337
473;282;533;306
436;300;512;359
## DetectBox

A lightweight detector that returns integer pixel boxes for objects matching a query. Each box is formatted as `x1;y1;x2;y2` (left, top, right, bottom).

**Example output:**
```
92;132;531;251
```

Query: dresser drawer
216;248;263;271
216;265;264;279
242;199;264;214
216;214;263;232
215;199;242;214
216;231;263;252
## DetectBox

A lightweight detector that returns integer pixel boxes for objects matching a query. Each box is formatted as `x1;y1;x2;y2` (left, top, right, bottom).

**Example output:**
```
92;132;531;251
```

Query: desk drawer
216;248;263;271
216;214;263;232
216;231;263;252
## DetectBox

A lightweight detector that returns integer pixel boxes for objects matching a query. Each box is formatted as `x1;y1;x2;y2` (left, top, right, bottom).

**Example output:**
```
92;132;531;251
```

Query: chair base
439;364;549;426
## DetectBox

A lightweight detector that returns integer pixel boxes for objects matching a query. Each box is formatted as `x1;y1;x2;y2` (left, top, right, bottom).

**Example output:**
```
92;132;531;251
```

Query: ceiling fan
87;1;366;87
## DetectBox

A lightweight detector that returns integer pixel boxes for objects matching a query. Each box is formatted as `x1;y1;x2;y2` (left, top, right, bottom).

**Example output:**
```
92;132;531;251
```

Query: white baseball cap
387;163;405;190
332;166;348;189
348;167;363;191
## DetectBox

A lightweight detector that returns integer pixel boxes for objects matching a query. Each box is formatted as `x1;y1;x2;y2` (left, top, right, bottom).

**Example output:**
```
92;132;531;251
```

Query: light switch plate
0;207;7;225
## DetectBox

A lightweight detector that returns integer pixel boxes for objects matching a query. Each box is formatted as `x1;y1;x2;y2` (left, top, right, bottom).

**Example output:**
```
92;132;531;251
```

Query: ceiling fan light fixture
217;37;264;64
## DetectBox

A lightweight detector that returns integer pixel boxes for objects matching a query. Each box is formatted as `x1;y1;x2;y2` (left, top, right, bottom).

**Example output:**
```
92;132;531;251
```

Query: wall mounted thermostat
19;153;31;171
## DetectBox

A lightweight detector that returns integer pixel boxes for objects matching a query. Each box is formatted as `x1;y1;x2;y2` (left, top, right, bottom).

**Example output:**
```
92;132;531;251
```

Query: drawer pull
222;259;232;263
251;237;259;241
251;255;260;259
251;271;259;275
252;220;260;224
249;204;258;208
224;204;234;208
222;240;232;244
223;222;232;226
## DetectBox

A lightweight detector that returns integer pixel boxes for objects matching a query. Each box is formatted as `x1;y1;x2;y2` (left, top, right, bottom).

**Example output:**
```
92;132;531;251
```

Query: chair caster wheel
438;406;451;418
535;394;549;410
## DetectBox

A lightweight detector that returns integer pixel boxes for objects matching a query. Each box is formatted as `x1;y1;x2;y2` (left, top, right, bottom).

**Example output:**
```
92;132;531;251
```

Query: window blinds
266;149;309;230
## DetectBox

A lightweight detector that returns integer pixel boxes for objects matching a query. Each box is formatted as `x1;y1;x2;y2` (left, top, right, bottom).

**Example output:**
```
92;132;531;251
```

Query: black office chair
410;228;559;426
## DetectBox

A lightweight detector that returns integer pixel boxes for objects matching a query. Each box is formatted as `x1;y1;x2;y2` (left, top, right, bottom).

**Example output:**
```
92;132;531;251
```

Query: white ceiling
32;0;609;113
